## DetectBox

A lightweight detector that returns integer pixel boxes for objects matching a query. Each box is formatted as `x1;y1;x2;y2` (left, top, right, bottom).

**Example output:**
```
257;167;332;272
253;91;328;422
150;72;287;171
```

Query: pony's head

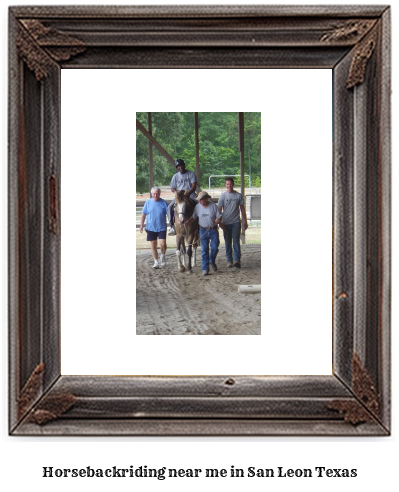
175;191;191;224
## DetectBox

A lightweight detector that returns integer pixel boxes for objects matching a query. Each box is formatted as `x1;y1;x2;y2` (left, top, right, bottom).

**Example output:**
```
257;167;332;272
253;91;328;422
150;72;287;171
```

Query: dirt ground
136;244;261;335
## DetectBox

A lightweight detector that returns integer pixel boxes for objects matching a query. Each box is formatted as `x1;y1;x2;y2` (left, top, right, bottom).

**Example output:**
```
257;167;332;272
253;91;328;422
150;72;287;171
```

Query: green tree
244;112;261;184
136;112;261;193
136;112;183;193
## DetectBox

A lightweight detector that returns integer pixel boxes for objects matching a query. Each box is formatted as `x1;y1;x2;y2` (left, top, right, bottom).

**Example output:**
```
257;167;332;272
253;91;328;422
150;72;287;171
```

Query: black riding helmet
175;159;186;168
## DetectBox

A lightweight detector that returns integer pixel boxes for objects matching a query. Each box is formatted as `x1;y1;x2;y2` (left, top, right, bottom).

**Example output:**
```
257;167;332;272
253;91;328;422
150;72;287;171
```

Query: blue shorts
146;229;166;241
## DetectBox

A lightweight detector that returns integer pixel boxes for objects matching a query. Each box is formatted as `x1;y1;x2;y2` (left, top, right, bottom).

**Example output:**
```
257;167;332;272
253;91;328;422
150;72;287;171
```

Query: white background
61;68;332;376
1;1;397;491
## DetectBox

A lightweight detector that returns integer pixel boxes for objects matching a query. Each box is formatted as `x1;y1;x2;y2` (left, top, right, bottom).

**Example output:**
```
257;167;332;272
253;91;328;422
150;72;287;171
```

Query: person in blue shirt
140;187;168;269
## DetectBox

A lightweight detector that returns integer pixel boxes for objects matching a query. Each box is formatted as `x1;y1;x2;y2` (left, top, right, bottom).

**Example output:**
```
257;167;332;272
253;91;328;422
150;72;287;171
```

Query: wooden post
195;112;200;186
148;112;153;191
238;112;246;244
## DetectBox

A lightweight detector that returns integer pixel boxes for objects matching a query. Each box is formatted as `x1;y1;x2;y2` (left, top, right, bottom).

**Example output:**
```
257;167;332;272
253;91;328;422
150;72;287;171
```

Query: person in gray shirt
167;159;198;235
218;177;248;269
185;191;223;276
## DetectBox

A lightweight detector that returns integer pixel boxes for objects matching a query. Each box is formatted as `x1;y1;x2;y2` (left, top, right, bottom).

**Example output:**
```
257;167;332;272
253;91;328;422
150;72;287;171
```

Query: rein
179;224;213;247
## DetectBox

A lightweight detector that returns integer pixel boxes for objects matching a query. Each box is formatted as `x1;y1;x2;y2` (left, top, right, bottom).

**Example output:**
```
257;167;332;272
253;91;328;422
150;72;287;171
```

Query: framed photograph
134;110;263;338
8;5;391;435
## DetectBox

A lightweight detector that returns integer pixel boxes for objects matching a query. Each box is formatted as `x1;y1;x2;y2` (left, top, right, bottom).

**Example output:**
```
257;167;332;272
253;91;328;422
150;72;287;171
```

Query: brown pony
173;190;199;273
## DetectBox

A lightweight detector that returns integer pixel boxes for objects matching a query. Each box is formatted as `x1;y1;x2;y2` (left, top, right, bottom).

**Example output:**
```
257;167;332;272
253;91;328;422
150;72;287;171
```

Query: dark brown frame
8;5;391;436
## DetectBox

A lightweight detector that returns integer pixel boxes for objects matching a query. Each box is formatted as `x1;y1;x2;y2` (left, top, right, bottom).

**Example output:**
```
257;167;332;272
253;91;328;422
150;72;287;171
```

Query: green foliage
251;175;262;188
136;112;261;193
136;112;183;193
234;172;262;189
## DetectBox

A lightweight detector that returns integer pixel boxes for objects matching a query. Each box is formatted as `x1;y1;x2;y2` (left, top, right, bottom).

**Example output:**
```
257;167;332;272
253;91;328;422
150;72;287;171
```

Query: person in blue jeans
217;177;248;269
185;191;223;276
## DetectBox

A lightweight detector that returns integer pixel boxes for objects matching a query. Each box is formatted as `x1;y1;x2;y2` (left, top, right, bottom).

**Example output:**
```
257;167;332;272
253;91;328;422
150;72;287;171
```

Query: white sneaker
152;261;159;269
160;254;166;267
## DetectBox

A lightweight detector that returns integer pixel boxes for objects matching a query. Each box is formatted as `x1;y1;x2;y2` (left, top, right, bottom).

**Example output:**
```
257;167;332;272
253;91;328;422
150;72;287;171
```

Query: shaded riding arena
136;112;261;335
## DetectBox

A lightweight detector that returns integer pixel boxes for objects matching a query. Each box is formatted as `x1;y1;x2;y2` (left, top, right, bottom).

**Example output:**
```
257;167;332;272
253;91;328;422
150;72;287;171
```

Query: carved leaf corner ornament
346;28;378;88
16;19;85;81
328;354;381;425
27;393;77;425
18;364;76;426
320;19;376;43
320;19;378;88
18;363;45;419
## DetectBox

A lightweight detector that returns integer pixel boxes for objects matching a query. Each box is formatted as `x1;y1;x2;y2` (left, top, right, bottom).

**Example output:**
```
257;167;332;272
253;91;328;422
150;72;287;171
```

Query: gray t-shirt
193;201;221;228
217;190;244;225
170;170;197;194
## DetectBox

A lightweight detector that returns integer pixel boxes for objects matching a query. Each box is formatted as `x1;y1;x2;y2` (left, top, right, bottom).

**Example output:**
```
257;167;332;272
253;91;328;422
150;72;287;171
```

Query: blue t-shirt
142;198;168;232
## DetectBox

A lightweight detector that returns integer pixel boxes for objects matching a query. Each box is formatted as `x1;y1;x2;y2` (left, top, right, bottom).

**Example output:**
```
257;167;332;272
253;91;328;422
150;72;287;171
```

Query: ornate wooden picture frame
8;5;391;435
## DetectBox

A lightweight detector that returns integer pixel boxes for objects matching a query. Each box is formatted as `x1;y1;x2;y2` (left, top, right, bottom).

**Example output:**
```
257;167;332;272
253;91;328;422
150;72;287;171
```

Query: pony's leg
186;244;193;274
181;240;187;268
176;235;185;272
176;250;185;272
192;227;199;268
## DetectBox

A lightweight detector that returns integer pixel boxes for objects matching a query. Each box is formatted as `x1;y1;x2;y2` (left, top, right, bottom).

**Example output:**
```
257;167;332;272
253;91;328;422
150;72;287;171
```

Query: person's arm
170;175;176;193
240;204;248;231
188;181;197;195
185;179;197;196
217;193;224;213
164;202;169;226
139;213;146;233
215;216;225;230
215;206;225;230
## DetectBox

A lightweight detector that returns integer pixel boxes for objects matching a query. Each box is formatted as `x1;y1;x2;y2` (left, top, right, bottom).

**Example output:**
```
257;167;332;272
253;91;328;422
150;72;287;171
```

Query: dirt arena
136;245;261;335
